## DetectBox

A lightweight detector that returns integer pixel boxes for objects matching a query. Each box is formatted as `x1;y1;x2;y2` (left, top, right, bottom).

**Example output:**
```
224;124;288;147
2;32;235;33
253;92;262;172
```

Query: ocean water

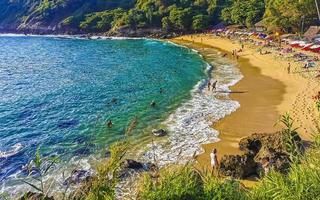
0;36;208;189
0;36;244;197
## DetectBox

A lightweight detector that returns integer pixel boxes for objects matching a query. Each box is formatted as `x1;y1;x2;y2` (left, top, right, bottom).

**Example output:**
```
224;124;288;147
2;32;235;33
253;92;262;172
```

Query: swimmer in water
150;100;156;107
107;120;113;128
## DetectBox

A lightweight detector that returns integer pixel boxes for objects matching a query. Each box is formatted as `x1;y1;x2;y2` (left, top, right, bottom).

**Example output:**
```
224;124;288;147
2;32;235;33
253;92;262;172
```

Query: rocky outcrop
220;154;257;179
63;169;93;186
219;132;302;178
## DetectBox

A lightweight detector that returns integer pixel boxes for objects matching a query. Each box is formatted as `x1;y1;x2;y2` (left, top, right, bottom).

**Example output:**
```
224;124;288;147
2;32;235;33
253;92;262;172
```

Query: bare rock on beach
220;132;302;178
220;154;257;179
239;132;302;173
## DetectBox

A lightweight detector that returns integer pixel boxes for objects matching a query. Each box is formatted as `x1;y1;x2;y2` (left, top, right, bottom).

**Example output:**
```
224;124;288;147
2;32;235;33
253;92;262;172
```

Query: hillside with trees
0;0;319;35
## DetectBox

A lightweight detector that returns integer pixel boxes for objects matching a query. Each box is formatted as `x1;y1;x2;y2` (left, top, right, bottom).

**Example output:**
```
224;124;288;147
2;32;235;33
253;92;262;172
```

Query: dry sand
170;34;320;171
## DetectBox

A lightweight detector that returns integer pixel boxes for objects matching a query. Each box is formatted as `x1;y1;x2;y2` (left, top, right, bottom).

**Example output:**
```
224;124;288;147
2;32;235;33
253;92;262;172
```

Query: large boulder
121;159;144;170
239;132;302;174
63;169;93;186
219;154;257;179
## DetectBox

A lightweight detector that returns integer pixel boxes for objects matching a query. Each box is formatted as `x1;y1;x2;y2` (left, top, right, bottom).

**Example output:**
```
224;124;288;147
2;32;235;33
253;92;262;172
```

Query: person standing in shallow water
210;148;219;174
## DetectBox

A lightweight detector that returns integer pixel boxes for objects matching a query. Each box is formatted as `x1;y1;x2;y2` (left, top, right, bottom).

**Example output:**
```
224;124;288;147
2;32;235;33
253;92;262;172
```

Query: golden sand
170;34;320;171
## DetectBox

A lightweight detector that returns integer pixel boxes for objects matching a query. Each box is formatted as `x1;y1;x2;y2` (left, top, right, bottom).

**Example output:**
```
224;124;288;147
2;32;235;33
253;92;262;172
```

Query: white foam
0;143;23;158
0;33;147;41
141;52;243;167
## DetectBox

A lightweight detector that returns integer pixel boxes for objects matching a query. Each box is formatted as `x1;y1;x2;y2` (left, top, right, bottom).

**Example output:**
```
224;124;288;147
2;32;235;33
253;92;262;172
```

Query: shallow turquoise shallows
0;36;207;182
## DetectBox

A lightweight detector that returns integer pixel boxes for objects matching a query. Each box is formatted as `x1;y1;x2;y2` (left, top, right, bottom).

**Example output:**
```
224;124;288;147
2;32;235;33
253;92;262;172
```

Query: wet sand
170;34;320;172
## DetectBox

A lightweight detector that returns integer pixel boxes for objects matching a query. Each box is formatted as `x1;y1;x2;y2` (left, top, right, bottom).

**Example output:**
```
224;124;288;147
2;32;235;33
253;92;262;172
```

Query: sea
0;35;242;196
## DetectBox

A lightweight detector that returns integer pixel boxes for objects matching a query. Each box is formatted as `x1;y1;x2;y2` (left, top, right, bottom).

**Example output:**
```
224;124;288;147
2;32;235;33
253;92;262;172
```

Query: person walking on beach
210;148;219;174
287;62;291;74
212;80;217;91
207;80;211;90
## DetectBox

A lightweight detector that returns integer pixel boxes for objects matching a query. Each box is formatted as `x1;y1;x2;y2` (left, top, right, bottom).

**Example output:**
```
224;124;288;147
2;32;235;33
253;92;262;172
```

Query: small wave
0;143;23;158
141;51;243;167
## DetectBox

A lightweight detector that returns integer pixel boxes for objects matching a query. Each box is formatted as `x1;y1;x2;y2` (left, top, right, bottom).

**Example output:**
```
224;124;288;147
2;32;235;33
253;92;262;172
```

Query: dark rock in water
63;169;93;186
143;162;158;171
20;192;54;200
220;154;257;179
119;160;158;179
121;159;144;169
152;129;167;137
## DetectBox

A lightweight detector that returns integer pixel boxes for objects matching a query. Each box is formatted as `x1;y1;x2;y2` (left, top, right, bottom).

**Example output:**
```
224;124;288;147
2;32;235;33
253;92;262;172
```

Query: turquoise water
0;36;207;182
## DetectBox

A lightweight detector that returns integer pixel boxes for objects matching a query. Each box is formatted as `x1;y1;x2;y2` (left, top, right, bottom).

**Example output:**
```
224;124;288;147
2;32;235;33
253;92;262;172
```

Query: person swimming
150;100;156;107
107;120;113;128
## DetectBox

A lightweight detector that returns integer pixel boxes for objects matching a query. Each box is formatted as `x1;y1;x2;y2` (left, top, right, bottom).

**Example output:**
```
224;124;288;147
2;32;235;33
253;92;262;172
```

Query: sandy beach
170;34;320;171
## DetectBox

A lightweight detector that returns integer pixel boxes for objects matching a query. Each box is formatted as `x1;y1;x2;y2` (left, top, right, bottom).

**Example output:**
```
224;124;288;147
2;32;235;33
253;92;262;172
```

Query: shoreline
170;34;320;172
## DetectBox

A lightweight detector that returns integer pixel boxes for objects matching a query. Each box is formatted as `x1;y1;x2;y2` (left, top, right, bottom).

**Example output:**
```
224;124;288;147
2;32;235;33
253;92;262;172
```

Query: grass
137;164;248;200
250;142;320;200
18;102;320;200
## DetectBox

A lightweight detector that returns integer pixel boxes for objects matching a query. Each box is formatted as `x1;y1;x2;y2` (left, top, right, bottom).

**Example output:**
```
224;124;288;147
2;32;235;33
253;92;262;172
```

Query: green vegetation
0;0;318;34
137;165;247;200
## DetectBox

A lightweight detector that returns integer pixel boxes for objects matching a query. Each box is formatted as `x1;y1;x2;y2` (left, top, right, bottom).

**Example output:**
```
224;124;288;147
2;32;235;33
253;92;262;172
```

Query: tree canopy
0;0;319;33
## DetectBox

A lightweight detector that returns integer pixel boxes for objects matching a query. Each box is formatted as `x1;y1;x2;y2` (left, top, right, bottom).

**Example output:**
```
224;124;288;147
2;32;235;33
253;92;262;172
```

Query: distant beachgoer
241;44;244;49
207;80;211;90
223;53;227;57
150;100;156;107
287;63;291;74
210;148;219;172
160;88;164;94
212;80;217;91
236;55;239;60
107;120;113;128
